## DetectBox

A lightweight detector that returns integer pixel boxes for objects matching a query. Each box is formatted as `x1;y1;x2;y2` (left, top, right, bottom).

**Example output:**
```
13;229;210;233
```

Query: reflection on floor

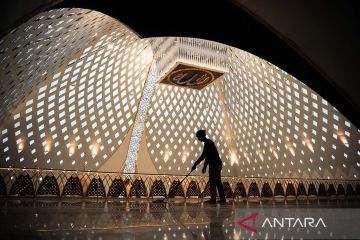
0;198;359;240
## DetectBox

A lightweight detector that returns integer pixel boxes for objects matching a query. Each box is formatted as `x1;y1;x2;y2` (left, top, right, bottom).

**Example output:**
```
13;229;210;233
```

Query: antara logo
237;213;258;233
262;217;327;228
237;214;327;233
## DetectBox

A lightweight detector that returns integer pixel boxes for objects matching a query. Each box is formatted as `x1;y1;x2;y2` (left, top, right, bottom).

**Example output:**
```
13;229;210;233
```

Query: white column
123;62;158;173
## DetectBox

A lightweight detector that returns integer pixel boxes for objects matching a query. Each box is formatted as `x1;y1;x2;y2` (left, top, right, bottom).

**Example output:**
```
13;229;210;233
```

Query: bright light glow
91;145;98;158
69;144;76;156
230;151;238;166
107;43;114;49
182;151;187;163
18;140;24;152
44;144;51;154
305;138;314;152
287;144;295;157
338;132;349;147
164;151;169;163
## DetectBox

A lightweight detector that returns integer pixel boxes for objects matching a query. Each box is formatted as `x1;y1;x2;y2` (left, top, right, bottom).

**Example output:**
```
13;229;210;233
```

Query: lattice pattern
144;41;360;179
261;182;273;198
36;175;60;196
168;180;185;197
308;183;317;196
285;183;296;196
0;8;153;171
318;183;327;197
9;174;34;196
62;176;83;196
129;179;147;197
0;6;359;181
186;180;201;197
248;182;260;197
0;168;359;200
1;9;360;180
146;82;230;175
108;178;127;197
328;183;336;196
223;181;233;198
149;179;166;197
233;182;247;198
274;182;285;196
224;50;360;179
0;9;120;122
201;181;211;198
86;178;106;197
297;183;307;196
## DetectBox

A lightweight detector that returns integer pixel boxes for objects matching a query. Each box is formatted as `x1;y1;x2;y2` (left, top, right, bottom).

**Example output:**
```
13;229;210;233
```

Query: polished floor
0;198;359;240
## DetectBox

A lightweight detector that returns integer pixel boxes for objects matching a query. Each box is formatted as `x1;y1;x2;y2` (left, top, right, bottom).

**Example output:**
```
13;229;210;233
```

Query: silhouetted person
192;129;226;204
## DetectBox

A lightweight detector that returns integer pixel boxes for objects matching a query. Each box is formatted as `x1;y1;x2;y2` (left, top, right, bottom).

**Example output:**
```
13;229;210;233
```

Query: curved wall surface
0;9;359;180
0;8;153;171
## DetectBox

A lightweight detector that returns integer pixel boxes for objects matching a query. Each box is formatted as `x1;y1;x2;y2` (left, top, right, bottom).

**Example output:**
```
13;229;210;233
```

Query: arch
168;180;185;198
129;179;147;198
9;174;34;196
233;182;247;198
327;184;336;197
86;178;106;197
149;179;167;197
346;184;355;197
337;184;345;196
186;180;201;198
273;182;285;197
108;178;127;197
285;183;296;197
201;181;211;198
36;175;60;196
260;182;273;198
222;182;233;198
248;182;260;197
307;183;318;198
318;183;327;198
297;182;307;197
62;176;83;196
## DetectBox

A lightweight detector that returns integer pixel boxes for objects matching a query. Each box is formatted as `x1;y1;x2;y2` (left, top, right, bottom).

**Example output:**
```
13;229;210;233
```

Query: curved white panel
0;9;153;170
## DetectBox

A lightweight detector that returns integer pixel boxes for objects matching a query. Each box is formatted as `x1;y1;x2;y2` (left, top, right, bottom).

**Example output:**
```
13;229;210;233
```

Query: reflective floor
0;198;359;240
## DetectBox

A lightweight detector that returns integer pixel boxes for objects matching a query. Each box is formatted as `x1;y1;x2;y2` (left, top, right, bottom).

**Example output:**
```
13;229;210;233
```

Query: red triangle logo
237;213;258;233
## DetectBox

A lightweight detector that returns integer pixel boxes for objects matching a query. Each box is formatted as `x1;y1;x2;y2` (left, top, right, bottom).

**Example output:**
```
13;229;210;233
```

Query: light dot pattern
146;83;231;175
223;49;360;179
0;9;153;170
144;44;360;179
0;8;124;122
0;8;359;180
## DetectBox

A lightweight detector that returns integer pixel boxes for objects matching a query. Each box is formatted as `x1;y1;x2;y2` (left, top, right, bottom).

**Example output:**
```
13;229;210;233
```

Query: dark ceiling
2;0;360;128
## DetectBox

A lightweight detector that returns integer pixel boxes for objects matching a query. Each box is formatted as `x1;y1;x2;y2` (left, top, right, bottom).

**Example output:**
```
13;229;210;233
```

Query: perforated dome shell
0;8;359;180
